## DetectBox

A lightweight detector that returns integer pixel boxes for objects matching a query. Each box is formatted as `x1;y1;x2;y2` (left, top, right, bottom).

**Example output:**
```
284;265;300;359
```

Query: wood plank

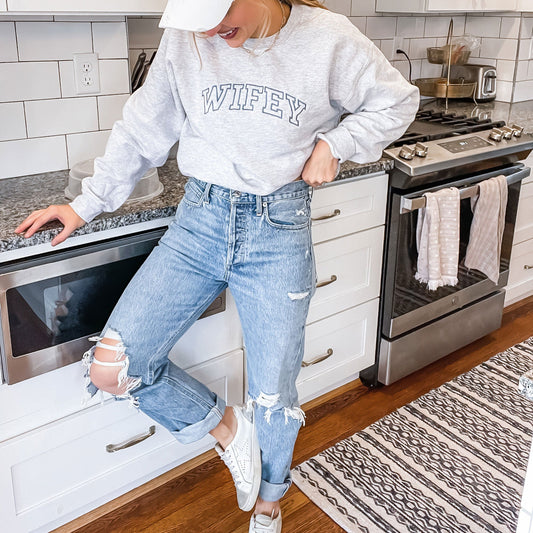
54;295;533;533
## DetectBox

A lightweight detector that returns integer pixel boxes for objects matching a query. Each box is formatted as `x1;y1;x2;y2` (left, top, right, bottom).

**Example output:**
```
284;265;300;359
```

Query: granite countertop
0;156;393;254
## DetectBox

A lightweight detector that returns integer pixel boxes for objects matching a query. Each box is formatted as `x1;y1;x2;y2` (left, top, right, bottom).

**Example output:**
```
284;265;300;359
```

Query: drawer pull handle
316;275;338;288
525;265;533;270
312;209;341;222
106;425;156;453
301;348;334;368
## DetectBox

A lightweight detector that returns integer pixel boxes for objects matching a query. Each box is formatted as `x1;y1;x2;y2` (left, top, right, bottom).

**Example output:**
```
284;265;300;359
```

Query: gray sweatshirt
70;4;419;223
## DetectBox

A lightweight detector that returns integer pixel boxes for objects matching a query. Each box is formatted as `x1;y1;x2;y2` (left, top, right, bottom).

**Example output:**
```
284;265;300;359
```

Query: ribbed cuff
317;125;357;163
69;195;101;223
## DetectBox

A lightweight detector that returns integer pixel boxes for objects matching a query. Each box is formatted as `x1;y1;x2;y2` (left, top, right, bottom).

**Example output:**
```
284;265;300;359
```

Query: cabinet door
517;0;533;10
0;1;6;12
376;0;426;12
426;0;517;10
7;0;166;14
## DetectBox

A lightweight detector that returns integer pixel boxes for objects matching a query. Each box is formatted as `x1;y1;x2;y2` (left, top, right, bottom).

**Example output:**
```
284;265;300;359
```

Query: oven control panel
438;136;492;153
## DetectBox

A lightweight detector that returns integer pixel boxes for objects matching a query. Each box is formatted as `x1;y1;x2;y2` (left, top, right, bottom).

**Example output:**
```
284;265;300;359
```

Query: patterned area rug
292;337;533;533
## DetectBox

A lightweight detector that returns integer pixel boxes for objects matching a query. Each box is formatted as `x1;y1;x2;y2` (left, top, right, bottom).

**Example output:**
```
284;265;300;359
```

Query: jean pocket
182;179;205;208
264;196;310;230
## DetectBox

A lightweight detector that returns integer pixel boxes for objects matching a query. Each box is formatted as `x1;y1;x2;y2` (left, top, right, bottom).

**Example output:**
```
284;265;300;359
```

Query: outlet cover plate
73;53;100;95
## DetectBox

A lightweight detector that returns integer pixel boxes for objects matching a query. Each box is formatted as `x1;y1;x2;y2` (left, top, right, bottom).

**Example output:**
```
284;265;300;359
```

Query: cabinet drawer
514;181;533;244
311;173;387;244
308;226;384;324
297;299;379;404
0;348;243;533
508;239;533;288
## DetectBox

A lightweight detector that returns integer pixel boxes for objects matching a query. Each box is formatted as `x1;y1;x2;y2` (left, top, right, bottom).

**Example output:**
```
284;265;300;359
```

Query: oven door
0;230;168;385
381;163;530;339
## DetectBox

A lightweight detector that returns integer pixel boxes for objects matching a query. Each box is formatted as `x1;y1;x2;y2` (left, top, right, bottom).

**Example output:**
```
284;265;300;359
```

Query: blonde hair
191;0;327;64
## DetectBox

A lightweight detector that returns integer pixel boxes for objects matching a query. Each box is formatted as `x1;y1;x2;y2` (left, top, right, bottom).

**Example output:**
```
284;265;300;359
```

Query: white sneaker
215;405;261;512
249;510;282;533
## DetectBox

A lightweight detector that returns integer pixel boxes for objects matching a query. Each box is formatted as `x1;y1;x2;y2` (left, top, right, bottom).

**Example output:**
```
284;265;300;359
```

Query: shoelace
221;452;245;489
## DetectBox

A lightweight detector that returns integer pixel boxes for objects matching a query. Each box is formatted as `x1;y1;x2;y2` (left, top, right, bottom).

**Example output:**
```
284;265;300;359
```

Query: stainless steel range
360;110;533;386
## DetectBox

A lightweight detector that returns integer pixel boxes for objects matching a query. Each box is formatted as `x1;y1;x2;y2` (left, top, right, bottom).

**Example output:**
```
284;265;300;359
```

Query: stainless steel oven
360;110;533;386
0;229;225;385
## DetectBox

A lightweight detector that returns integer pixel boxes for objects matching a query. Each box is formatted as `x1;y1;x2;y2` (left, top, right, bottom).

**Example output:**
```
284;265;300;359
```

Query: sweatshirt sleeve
317;28;419;165
69;30;186;222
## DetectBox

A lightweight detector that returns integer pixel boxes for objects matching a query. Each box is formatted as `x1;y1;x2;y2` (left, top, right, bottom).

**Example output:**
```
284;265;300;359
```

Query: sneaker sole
239;409;262;512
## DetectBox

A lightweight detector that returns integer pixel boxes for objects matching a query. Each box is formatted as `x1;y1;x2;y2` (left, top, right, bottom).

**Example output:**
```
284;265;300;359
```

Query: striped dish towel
464;175;508;284
415;187;460;291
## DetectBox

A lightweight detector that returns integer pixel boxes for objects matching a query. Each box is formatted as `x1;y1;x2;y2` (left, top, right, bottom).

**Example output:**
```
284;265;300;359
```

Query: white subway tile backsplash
516;59;530;81
397;17;425;38
520;17;533;39
480;38;518;61
500;17;521;39
58;60;78;98
0;102;26;142
99;60;130;95
528;60;533;79
423;16;465;38
379;39;394;60
0;62;60;103
348;17;366;34
514;79;533;101
409;38;437;60
496;59;517;81
496;79;514;101
67;130;111;167
97;94;129;130
322;0;351;16
25;97;98;138
53;16;126;22
92;22;128;59
16;22;93;61
350;0;376;16
0;22;17;62
465;16;500;38
420;61;442;78
0;15;53;21
0;136;67;179
127;18;164;50
366;16;396;40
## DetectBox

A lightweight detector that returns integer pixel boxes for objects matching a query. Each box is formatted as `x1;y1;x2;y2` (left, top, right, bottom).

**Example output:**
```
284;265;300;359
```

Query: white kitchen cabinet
294;172;387;404
5;0;166;15
0;1;6;12
376;0;517;12
517;0;533;10
0;348;243;533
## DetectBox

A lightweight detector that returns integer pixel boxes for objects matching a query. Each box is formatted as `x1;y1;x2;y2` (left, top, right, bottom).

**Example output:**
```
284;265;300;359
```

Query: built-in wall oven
0;228;225;385
360;110;533;386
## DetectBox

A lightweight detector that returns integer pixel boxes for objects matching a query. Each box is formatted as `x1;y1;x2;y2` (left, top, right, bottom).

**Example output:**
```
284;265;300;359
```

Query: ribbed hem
317;125;357;163
69;196;100;223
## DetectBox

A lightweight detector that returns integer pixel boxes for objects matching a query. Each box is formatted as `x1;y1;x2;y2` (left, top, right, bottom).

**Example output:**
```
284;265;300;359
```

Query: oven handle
400;167;531;214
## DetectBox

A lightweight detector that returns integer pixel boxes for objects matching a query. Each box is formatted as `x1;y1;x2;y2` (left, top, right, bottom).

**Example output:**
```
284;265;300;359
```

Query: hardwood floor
55;295;533;533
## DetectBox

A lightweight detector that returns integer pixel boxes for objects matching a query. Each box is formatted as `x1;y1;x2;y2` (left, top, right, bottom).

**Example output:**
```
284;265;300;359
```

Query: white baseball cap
159;0;234;32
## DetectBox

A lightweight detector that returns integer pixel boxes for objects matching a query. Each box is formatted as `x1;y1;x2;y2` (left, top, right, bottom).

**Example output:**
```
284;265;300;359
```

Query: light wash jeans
83;177;316;502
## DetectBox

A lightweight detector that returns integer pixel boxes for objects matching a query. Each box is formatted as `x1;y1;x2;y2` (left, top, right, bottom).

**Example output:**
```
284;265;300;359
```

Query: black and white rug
292;337;533;532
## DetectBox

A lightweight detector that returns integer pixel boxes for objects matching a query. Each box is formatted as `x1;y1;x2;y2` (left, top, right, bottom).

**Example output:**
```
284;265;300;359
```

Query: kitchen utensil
449;64;497;102
427;46;471;65
137;51;157;90
413;77;477;99
65;159;163;202
131;52;146;93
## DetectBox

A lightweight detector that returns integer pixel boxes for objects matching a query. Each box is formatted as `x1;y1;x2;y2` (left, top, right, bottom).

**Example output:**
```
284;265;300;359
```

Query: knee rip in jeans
247;392;306;426
287;291;309;301
82;328;142;408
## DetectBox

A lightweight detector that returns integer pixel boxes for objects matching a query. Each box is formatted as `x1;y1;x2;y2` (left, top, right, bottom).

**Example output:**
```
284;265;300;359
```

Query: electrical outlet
390;37;406;60
73;53;100;95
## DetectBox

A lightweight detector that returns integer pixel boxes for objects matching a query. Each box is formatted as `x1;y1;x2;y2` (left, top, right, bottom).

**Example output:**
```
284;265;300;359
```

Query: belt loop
204;183;212;204
256;194;263;216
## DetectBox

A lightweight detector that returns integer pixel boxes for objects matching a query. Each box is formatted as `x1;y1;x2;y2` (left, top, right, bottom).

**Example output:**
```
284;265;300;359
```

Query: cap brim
159;0;233;32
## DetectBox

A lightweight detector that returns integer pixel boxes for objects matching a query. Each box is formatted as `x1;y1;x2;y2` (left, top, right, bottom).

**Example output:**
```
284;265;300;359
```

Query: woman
16;1;419;531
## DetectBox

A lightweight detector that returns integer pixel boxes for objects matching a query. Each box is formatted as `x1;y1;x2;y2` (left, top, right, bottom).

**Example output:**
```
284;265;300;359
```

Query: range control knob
399;145;415;160
489;128;504;142
511;124;524;137
501;126;514;140
414;142;428;157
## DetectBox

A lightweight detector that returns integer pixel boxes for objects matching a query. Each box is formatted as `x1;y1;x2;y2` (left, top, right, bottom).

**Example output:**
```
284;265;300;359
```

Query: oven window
392;196;510;319
6;255;146;357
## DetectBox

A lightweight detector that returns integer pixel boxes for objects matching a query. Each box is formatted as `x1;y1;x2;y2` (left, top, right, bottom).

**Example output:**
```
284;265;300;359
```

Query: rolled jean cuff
259;478;292;502
171;395;226;445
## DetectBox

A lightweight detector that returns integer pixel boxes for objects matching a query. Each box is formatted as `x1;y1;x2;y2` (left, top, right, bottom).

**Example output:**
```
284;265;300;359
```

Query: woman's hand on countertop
301;139;339;187
15;205;86;247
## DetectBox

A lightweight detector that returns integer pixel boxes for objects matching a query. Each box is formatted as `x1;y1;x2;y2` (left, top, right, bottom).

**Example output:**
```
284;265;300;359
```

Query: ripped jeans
83;177;316;502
